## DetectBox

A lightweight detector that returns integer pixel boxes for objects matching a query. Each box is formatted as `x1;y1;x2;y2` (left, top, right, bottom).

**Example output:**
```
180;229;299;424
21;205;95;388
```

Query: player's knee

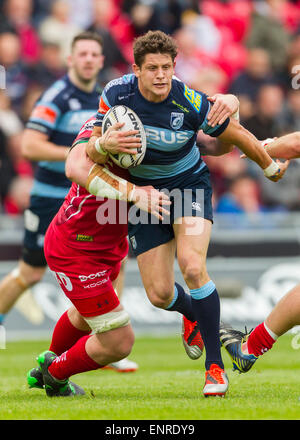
146;284;174;309
113;333;134;361
177;255;206;285
23;269;45;286
13;265;45;289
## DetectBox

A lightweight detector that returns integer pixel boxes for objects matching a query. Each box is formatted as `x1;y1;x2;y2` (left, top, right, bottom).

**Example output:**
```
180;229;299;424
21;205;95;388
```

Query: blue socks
166;282;195;322
190;281;224;370
165;280;224;371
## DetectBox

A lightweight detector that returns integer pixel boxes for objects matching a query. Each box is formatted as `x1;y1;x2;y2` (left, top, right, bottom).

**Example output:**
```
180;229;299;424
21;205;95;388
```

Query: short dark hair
71;31;103;51
133;30;178;67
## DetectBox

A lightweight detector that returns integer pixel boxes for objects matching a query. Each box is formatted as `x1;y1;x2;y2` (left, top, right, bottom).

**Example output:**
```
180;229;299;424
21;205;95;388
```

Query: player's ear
132;64;140;77
67;54;73;69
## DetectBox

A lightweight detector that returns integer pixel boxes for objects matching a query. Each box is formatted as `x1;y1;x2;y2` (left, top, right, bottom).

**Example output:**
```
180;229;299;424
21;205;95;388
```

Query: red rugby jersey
49;116;130;260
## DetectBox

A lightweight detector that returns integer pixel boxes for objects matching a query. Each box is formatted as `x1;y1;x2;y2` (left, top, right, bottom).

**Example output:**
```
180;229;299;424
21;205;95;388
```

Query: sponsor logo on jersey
76;234;94;242
69;98;82;110
79;270;108;282
170;112;184;130
183;85;202;113
118;92;135;101
83;278;109;289
145;127;190;145
171;99;190;113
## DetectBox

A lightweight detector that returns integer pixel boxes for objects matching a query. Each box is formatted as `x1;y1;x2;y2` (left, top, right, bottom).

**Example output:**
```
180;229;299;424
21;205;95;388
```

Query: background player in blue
0;32;103;330
82;30;289;397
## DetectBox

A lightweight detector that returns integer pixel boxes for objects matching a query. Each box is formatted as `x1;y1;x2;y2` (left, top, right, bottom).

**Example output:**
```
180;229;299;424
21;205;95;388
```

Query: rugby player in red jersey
27;116;171;396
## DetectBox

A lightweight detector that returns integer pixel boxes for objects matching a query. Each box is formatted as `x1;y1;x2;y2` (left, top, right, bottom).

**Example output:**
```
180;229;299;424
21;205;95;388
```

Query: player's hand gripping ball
102;105;147;168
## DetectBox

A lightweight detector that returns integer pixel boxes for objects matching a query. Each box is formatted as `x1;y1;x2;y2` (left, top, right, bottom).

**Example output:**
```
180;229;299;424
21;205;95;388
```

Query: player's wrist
263;160;280;178
231;108;239;121
95;137;108;156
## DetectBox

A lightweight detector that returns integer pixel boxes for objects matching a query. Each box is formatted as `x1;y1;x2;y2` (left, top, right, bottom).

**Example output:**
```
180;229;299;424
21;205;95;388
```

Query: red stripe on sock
48;335;101;381
247;322;276;356
49;310;91;356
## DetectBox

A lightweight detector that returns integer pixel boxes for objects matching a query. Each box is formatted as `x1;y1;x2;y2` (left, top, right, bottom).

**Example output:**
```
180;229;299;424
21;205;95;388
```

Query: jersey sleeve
26;100;61;136
25;80;66;136
182;84;229;137
198;100;230;137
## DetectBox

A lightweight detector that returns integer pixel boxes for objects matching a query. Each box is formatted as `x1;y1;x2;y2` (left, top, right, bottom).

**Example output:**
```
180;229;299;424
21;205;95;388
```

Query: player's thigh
174;217;212;283
92;304;134;348
84;303;135;359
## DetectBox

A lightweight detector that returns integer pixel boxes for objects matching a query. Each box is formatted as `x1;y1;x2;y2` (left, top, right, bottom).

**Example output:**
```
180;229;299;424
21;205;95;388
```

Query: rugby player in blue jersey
67;30;289;397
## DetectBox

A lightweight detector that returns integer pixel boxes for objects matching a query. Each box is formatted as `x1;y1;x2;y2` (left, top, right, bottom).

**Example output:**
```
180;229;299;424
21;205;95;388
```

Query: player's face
133;53;175;103
68;40;104;84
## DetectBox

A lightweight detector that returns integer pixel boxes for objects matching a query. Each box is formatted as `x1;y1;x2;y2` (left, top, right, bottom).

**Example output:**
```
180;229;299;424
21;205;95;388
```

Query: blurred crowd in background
1;0;300;222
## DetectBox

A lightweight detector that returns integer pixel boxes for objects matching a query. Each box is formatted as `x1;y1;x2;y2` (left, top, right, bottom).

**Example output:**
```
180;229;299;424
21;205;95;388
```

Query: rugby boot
37;350;85;397
219;322;257;373
27;365;83;392
181;316;204;360
103;358;138;373
203;364;229;397
27;367;44;389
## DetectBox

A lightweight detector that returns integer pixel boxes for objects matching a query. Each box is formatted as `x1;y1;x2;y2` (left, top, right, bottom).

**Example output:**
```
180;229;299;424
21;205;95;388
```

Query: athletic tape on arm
86;164;135;201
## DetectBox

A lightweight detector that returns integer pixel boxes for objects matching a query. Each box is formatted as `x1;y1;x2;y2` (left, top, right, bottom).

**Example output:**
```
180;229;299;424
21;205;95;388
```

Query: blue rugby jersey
26;75;100;199
95;74;229;188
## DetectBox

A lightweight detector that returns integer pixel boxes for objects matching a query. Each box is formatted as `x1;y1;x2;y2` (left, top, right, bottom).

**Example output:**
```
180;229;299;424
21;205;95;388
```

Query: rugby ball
102;105;147;169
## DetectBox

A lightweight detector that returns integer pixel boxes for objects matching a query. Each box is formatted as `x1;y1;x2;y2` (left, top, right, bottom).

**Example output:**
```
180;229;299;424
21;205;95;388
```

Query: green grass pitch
0;333;300;420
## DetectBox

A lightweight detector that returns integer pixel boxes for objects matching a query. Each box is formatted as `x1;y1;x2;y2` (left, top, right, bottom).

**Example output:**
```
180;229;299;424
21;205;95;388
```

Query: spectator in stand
246;0;292;73
4;175;33;215
87;0;130;84
0;0;41;64
28;42;66;89
0;32;30;113
242;84;285;140
0;90;24;139
0;128;15;210
123;0;184;37
215;173;287;229
174;26;221;91
280;89;300;133
202;145;249;201
128;2;162;37
38;0;82;65
229;48;279;120
65;0;93;29
0;91;33;214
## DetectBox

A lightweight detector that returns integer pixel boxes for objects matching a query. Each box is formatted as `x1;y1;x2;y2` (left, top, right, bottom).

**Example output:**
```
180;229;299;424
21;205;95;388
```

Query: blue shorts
128;166;213;256
22;195;65;266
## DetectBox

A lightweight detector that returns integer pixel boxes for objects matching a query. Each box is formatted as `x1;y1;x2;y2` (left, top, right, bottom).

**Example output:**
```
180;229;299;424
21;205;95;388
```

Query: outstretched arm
263;133;300;160
217;119;289;182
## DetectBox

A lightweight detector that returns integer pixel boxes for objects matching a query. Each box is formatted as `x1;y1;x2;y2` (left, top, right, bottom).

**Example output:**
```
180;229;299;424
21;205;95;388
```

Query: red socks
48;335;101;381
247;322;277;357
49;310;91;356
